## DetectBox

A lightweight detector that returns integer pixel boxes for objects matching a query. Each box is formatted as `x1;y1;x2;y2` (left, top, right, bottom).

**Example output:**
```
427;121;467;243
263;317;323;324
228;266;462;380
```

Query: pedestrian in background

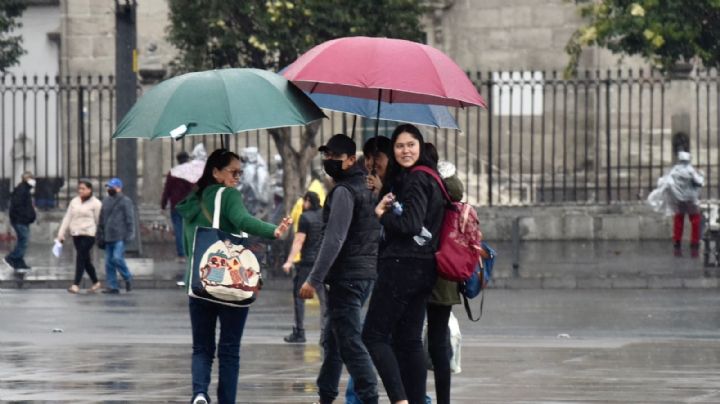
161;150;195;263
282;191;325;344
363;136;393;197
176;148;291;404
57;179;103;294
4;171;36;271
100;178;135;294
667;150;705;257
298;134;380;404
362;124;445;404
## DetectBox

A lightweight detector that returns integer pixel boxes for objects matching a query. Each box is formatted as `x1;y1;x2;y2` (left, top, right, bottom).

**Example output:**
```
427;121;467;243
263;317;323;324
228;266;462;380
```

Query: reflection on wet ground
1;289;720;402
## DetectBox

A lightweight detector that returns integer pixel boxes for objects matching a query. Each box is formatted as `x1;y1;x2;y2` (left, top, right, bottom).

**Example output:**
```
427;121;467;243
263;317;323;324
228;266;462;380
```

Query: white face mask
26;178;36;188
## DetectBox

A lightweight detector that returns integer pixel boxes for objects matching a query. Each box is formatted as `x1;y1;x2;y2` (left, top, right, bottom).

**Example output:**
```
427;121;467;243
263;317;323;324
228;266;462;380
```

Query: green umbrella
112;68;325;140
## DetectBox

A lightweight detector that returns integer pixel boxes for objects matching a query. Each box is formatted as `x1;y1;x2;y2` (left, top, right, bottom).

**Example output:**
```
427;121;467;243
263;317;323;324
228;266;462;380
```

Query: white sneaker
192;394;208;404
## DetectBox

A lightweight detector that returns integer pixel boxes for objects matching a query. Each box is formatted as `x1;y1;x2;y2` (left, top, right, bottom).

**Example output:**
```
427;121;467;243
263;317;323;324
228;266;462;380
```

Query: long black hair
381;124;438;195
195;148;240;197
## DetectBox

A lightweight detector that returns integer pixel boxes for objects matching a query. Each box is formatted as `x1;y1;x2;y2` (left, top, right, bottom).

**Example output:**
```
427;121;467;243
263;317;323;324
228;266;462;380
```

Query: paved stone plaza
1;288;719;402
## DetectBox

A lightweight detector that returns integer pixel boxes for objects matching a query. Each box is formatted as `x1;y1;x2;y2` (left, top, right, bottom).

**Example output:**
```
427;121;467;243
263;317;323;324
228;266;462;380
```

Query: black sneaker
17;260;31;270
3;256;16;269
102;288;120;294
125;281;132;292
284;327;306;343
192;393;209;404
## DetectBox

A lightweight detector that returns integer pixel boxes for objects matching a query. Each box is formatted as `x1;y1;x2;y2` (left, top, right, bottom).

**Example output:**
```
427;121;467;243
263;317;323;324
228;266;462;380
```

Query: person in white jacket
667;151;705;257
57;179;103;293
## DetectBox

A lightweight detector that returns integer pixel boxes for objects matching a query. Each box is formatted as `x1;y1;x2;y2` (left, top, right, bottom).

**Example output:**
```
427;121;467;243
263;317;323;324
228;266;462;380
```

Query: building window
492;71;544;116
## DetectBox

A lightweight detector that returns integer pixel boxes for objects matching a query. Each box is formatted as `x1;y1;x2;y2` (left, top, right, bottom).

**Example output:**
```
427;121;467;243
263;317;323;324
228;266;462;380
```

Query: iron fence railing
1;69;719;209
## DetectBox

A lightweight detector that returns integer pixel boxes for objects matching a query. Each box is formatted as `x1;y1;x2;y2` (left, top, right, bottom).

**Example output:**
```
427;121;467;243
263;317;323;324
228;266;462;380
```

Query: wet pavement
1;288;720;402
1;239;719;290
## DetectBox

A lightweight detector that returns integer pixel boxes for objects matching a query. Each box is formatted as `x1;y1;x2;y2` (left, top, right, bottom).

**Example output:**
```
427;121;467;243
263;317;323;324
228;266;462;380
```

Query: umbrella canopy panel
113;68;325;139
308;92;459;130
283;36;487;108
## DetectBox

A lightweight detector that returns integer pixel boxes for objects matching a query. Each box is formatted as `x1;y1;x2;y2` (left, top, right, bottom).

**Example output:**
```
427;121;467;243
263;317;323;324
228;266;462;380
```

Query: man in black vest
282;191;325;343
299;134;380;404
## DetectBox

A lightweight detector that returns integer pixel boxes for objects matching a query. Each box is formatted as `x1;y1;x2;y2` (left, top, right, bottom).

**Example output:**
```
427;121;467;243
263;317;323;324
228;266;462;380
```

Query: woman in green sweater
176;148;291;404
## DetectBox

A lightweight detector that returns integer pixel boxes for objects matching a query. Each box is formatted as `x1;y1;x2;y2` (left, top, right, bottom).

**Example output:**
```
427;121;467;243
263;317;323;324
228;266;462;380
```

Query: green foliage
566;0;720;77
166;0;427;73
0;0;26;72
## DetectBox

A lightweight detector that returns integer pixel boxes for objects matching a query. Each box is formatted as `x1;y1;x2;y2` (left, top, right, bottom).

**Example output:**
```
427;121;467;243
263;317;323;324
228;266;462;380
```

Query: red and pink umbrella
282;36;487;110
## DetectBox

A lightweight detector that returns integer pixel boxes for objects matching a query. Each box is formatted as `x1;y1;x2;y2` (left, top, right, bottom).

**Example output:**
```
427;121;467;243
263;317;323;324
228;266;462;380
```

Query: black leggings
362;257;437;404
427;304;452;404
73;236;98;285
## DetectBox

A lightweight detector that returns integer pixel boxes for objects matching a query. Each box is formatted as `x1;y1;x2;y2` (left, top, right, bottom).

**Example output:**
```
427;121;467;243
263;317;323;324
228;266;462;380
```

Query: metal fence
1;69;719;209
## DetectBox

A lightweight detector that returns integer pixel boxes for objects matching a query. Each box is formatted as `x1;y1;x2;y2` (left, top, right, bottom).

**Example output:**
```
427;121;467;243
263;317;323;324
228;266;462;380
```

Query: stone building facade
4;0;715;209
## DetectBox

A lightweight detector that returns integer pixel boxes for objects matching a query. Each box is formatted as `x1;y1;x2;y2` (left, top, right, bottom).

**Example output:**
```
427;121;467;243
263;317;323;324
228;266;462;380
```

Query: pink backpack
411;166;482;282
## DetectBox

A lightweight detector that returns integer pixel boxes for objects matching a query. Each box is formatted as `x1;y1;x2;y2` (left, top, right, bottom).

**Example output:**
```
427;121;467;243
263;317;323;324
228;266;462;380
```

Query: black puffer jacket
9;182;36;225
379;167;445;260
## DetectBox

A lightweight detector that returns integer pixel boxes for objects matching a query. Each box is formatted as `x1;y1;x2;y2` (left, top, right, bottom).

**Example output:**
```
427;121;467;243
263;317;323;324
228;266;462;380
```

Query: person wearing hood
4;171;37;271
161;151;195;263
298;134;380;404
668;149;705;257
175;148;292;404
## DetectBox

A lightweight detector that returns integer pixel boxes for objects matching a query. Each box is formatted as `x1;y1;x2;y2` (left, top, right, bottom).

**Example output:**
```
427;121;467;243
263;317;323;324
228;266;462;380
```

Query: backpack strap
463;290;485;322
410;166;452;202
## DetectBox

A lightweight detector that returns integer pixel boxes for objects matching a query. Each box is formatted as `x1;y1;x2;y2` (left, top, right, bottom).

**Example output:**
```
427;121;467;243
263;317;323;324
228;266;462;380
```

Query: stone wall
427;0;650;72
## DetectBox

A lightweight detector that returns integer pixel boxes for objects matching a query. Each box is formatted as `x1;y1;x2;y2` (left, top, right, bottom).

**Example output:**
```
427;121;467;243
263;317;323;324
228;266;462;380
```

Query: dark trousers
427;304;452;404
292;264;312;330
7;223;30;264
171;208;185;257
72;236;98;285
362;257;437;404
189;298;249;404
292;264;327;332
317;279;378;404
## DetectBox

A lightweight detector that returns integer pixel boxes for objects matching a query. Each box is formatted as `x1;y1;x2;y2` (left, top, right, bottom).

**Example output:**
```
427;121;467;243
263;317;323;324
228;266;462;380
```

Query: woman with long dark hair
57;179;102;294
362;124;446;404
176;148;292;404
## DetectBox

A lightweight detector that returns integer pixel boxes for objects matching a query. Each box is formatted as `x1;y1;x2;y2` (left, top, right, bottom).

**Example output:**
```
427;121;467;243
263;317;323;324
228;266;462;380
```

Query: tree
167;0;427;213
0;0;26;72
565;0;720;77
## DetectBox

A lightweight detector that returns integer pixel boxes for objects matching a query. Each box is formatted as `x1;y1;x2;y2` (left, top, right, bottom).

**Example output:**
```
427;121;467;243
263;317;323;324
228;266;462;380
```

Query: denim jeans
171;208;185;257
104;240;133;290
7;223;30;263
189;298;249;404
317;279;378;404
362;257;437;404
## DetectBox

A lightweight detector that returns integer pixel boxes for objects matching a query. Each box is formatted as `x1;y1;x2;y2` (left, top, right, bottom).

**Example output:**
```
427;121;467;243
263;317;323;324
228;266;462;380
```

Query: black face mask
107;189;117;196
322;159;345;180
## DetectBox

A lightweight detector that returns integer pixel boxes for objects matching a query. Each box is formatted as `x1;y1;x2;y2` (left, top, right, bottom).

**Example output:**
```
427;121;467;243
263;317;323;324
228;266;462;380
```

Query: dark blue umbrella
307;92;459;130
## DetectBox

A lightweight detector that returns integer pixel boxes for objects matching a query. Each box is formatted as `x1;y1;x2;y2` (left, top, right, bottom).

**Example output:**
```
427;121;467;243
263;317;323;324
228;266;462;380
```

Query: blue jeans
317;279;378;404
104;240;133;290
189;298;249;404
7;223;30;263
171;208;185;257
